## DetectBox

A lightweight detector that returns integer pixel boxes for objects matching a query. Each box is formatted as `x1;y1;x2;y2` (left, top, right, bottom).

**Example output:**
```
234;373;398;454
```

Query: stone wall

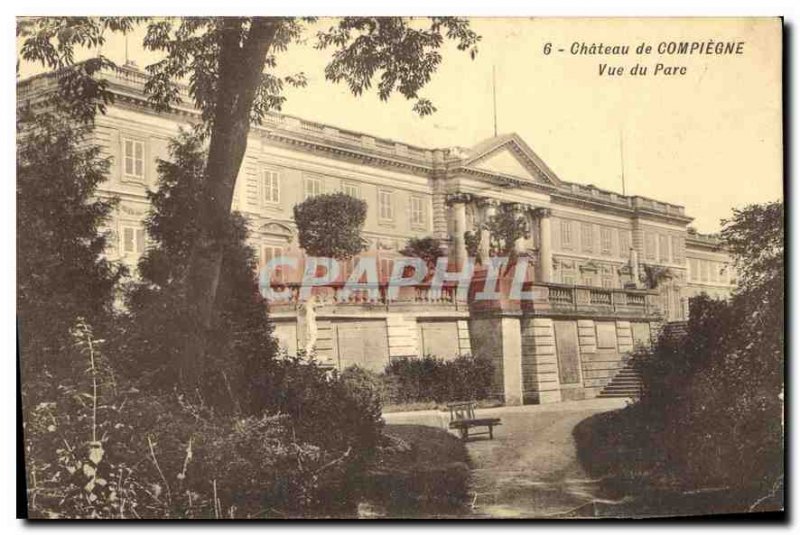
519;318;561;404
473;312;658;405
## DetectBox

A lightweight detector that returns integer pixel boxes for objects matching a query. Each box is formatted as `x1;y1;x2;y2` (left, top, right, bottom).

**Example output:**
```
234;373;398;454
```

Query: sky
18;17;783;232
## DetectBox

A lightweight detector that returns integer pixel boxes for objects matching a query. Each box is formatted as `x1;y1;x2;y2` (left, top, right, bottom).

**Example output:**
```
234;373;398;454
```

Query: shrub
399;237;445;273
23;320;376;519
293;193;368;260
593;202;784;509
379;354;494;404
260;357;384;460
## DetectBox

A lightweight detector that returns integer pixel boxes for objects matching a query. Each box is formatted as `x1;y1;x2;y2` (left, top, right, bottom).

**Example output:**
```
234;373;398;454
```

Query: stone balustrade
265;281;464;308
264;279;662;321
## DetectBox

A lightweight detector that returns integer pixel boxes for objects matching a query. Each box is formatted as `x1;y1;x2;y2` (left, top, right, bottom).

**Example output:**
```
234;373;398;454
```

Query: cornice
260;130;434;178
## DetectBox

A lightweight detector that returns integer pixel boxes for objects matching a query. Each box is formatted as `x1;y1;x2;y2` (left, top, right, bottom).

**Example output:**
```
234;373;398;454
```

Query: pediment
260;221;295;241
460;134;562;186
472;148;538;181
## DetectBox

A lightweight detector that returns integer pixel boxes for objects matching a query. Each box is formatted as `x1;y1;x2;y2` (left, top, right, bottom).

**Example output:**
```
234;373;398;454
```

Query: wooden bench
447;401;502;440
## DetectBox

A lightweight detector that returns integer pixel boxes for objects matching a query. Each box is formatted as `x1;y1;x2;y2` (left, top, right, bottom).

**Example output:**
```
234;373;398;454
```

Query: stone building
18;63;737;404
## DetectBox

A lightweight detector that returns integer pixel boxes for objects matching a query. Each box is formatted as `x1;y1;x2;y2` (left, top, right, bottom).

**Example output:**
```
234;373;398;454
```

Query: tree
626;201;784;507
122;132;278;414
17;104;125;377
721;201;783;299
400;236;445;273
19;16;480;390
485;204;529;264
293;193;368;260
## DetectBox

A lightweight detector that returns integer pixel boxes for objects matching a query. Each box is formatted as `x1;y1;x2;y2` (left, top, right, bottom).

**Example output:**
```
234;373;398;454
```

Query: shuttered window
123;138;145;180
261;169;280;204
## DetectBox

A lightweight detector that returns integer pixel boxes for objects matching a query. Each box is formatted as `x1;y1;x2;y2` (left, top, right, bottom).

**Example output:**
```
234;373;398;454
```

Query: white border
5;2;795;533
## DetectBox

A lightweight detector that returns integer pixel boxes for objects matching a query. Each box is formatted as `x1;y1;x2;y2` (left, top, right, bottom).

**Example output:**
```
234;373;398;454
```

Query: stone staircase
597;357;644;398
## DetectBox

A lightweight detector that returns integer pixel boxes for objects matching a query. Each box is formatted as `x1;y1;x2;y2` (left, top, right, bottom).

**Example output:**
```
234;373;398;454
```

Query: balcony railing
265;281;463;307
519;282;661;318
264;280;662;319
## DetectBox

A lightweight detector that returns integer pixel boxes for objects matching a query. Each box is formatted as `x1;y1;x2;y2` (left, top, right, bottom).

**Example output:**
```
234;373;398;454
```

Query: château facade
18;63;737;404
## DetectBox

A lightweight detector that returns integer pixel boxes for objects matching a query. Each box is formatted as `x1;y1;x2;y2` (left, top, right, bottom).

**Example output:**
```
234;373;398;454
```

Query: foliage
293;193;368;259
258;356;384;460
20;16;480;126
486;204;529;260
120;132;278;414
17;105;125;378
641;264;672;289
584;201;784;509
23;320;368;519
17;17;141;121
720;201;783;298
462;231;482;264
317;17;480;116
378;354;495;404
399;236;445;272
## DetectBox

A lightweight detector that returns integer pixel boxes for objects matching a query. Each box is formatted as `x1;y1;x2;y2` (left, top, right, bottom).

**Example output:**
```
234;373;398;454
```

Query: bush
586;202;784;510
23;321;380;519
260;356;384;460
378;354;494;405
293;193;368;260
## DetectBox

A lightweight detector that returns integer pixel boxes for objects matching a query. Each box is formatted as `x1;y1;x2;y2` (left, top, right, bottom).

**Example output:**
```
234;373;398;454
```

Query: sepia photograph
15;13;784;520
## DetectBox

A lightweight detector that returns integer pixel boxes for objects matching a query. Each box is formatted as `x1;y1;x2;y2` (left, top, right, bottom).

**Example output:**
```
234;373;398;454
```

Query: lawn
358;424;472;518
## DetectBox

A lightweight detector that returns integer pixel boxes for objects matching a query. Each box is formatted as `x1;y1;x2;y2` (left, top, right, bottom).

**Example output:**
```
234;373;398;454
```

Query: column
535;208;553;282
446;193;471;268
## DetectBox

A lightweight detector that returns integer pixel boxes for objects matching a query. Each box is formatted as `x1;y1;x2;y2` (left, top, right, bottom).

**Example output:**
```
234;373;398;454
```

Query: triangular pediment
260;221;294;240
472;148;539;181
460;133;562;186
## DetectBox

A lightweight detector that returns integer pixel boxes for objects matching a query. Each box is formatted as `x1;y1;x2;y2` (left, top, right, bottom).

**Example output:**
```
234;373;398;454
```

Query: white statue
301;293;319;356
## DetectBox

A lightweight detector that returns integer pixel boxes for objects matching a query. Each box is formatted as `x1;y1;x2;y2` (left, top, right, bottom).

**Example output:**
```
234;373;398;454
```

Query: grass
359;424;472;517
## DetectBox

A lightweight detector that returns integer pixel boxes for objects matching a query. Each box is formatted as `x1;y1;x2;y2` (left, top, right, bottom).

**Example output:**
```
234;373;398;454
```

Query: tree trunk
179;18;279;388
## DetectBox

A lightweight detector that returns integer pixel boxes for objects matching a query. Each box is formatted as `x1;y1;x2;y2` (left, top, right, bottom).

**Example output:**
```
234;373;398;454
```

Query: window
123;138;145;180
581;276;594;287
304;176;322;200
602;277;614;288
262;245;285;283
600;227;613;255
562;274;575;285
644;232;656;260
121;226;146;256
261;169;280;205
700;260;709;282
342;181;360;198
379;189;394;221
410;195;425;227
560;220;573;249
581;223;593;253
659;234;669;263
618;229;630;257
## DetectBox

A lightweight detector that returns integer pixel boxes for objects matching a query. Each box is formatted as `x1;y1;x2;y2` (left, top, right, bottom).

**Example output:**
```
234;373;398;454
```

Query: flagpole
619;127;627;196
492;65;498;137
